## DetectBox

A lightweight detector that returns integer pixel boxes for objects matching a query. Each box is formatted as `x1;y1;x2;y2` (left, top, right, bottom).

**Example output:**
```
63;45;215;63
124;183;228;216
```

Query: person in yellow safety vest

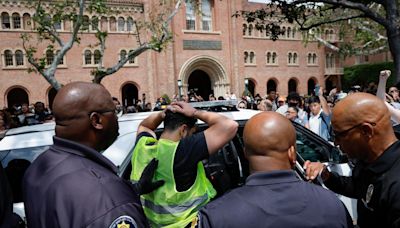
131;101;238;227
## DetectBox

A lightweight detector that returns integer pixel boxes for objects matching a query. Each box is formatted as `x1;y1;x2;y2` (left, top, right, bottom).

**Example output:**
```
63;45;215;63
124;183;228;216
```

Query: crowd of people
3;70;400;227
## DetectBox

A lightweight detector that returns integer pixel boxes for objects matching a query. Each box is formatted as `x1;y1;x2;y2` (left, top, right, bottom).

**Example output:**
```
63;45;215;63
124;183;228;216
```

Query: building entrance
188;70;212;101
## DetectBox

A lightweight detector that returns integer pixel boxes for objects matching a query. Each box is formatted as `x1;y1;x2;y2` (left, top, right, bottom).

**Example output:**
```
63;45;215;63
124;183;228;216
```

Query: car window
296;131;328;162
1;146;49;203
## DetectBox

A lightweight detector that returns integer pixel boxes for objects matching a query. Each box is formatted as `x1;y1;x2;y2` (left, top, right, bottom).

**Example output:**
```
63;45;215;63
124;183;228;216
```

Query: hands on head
167;102;197;117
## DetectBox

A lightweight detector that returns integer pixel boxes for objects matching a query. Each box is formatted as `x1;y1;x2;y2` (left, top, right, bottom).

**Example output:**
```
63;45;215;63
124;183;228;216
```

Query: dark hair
288;106;299;113
164;110;197;131
308;96;320;104
286;92;301;103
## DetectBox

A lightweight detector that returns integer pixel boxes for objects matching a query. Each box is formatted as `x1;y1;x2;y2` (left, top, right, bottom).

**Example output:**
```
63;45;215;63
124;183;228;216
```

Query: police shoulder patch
109;215;137;228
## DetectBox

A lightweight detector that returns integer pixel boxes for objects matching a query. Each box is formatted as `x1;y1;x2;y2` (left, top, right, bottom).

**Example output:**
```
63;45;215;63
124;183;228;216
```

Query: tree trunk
387;28;400;84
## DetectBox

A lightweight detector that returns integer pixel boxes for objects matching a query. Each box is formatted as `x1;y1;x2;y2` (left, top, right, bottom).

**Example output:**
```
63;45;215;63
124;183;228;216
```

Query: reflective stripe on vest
141;193;209;214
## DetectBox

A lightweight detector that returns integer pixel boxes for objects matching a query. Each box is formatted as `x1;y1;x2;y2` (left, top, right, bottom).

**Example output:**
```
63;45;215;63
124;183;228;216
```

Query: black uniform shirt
325;140;400;228
198;170;352;228
23;136;148;228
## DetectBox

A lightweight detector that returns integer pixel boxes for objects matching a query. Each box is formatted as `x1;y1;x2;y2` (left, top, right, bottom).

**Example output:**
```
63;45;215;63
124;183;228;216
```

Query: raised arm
171;102;238;155
377;70;391;100
137;110;166;138
318;87;330;115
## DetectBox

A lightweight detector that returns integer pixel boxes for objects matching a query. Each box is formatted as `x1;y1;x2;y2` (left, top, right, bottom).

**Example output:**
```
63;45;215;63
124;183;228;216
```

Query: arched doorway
267;79;277;93
188;70;212;101
7;87;29;108
48;88;57;110
307;78;316;95
248;80;255;97
121;83;138;107
288;78;298;93
179;55;228;98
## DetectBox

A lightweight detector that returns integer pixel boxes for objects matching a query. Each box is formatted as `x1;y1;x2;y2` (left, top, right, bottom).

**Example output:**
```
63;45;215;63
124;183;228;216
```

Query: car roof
0;108;261;166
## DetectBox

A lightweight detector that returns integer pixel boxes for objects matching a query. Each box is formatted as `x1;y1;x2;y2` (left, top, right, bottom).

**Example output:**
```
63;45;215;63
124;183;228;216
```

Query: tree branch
290;0;389;27
296;13;364;30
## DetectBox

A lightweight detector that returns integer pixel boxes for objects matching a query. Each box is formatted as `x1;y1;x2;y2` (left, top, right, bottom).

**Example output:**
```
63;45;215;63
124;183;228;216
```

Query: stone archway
188;70;212;101
6;87;29;108
288;78;298;93
121;83;138;107
179;55;229;98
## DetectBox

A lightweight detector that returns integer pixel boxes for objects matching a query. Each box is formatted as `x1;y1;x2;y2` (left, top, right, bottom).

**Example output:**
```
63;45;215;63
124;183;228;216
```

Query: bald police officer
198;112;352;228
23;82;162;228
305;93;400;227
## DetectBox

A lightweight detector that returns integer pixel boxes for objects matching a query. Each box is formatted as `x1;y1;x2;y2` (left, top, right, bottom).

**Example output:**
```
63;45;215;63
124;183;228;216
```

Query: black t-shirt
135;132;208;191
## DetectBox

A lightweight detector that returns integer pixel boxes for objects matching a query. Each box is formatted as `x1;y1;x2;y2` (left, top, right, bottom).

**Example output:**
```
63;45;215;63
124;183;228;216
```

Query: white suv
0;105;357;225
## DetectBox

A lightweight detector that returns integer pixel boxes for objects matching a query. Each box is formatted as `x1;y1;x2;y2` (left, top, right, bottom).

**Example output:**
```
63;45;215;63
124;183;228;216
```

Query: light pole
244;78;249;97
177;79;182;101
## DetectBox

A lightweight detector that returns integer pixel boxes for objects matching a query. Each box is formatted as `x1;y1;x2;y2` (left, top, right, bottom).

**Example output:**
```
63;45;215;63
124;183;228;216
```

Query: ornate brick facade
0;0;351;108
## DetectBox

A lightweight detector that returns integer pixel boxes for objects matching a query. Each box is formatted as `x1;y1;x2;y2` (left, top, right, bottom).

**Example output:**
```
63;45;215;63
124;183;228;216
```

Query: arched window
12;13;21;29
293;53;297;64
82;15;90;30
201;0;212;31
46;50;54;65
100;16;108;31
287;27;291;38
84;50;92;65
292;27;296;38
266;52;271;64
281;26;286;37
109;17;116;31
94;50;101;64
127;17;134;32
249;52;255;64
288;53;292;64
118;17;125;31
243;24;247;36
4;50;13;66
272;52;277;64
244;51;248;63
2;12;10;29
91;16;99;31
248;24;253;36
128;50;135;64
54;19;62;30
185;0;196;30
15;50;24;66
23;13;31;30
120;50;127;60
312;53;317;64
308;53;312;64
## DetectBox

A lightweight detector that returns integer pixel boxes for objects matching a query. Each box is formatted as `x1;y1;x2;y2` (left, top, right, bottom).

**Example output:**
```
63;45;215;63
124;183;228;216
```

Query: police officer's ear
89;112;104;130
359;123;374;140
287;145;296;168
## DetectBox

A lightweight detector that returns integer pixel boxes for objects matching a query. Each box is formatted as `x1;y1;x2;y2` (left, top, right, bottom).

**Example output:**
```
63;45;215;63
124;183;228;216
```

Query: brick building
0;0;376;108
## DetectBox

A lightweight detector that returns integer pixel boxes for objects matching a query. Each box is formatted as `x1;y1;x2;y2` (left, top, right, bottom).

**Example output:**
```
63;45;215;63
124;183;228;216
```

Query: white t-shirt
309;110;322;135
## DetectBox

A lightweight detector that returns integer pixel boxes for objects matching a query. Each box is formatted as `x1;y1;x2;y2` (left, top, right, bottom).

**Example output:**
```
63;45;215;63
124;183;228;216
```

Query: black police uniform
198;170;353;228
23;136;148;228
0;162;12;228
324;140;400;228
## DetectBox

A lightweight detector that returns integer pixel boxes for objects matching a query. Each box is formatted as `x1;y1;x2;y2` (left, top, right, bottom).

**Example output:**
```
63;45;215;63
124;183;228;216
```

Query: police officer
305;93;400;228
23;82;163;228
130;101;238;227
197;112;352;228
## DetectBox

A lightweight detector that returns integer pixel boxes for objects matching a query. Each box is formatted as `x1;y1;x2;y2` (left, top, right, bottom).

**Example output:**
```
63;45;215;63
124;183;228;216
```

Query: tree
238;0;400;83
21;0;184;90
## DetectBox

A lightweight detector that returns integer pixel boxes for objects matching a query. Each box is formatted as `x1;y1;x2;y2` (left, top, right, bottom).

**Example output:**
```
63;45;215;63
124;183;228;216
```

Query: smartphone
314;85;320;95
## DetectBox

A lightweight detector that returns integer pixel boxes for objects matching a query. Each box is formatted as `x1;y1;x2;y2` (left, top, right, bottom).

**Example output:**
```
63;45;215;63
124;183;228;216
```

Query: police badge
109;215;138;228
